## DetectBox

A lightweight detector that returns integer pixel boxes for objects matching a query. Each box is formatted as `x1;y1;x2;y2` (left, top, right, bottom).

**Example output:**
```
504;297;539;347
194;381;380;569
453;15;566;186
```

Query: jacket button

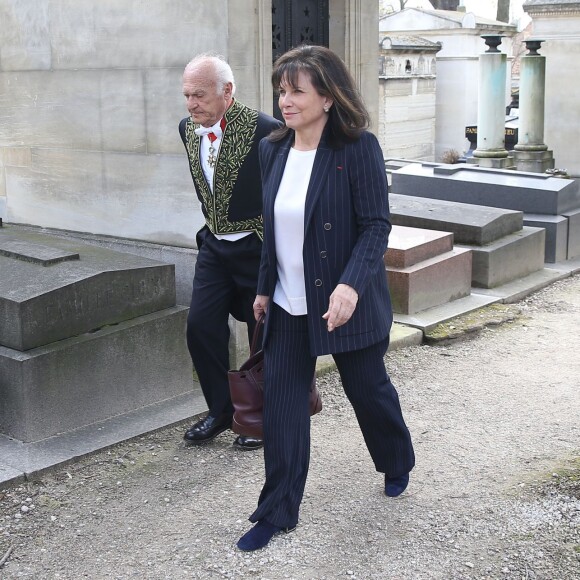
324;222;332;230
320;251;327;258
314;279;323;287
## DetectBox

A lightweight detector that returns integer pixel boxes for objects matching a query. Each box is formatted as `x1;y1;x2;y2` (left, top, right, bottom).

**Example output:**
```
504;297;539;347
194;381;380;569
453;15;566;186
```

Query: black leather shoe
183;414;232;444
233;435;264;450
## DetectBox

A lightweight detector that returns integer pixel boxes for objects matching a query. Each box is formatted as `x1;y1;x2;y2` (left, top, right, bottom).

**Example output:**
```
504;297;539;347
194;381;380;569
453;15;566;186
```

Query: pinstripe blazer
257;129;393;356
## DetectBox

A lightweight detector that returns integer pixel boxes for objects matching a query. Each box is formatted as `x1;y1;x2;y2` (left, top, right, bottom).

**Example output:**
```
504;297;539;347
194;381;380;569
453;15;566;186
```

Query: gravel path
1;275;579;579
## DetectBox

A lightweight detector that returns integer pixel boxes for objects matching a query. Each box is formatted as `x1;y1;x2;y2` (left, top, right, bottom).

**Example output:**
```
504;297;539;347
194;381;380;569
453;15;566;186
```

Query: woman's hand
253;295;270;322
322;284;358;332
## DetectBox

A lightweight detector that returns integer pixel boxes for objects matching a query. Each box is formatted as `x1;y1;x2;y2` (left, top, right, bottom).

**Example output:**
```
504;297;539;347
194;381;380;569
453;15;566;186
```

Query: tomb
0;228;193;443
389;193;545;288
385;226;472;314
391;163;580;262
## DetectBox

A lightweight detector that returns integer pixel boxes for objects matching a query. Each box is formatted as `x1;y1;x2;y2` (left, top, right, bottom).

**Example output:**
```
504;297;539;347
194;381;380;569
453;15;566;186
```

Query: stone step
0;227;176;351
387;249;472;315
562;207;580;260
385;225;472;315
523;214;568;263
385;225;453;268
0;306;193;443
457;226;545;288
389;193;523;245
388;194;548;287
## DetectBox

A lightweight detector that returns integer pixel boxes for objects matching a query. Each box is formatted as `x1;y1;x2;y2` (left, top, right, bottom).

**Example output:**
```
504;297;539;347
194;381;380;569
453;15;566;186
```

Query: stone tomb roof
380;35;441;51
379;8;516;32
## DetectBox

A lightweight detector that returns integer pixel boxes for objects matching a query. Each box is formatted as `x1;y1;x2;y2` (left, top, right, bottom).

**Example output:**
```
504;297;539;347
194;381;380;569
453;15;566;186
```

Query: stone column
471;35;511;169
513;39;555;173
331;0;379;129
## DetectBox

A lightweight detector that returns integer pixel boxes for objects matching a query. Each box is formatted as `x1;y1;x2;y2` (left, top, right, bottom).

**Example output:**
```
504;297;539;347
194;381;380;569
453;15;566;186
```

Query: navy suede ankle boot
237;520;290;551
385;472;409;497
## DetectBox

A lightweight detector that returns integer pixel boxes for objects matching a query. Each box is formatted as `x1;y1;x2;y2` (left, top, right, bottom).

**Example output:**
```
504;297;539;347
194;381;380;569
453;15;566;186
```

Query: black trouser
249;303;415;528
186;229;262;418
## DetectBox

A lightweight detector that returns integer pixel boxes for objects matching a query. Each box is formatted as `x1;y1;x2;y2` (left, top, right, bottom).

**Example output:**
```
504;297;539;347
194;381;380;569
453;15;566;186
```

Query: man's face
182;63;232;127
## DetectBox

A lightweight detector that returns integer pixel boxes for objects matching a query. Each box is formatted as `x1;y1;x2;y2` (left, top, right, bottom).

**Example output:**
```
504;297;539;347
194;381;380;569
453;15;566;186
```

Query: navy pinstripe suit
249;129;415;529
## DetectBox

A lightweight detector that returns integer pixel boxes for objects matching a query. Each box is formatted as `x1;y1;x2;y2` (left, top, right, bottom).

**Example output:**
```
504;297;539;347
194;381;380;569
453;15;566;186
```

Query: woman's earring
323;106;329;113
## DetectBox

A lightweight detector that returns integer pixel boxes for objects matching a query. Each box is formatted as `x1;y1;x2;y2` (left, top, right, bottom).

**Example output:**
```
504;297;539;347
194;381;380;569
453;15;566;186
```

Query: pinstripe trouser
249;303;415;529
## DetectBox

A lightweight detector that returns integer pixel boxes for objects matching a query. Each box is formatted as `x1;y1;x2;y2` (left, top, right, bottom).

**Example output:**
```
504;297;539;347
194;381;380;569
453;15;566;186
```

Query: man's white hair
184;53;237;95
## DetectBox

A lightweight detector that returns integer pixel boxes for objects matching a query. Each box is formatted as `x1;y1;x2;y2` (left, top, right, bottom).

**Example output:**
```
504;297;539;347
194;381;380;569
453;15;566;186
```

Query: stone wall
330;0;380;132
0;0;380;247
379;76;437;161
0;0;272;248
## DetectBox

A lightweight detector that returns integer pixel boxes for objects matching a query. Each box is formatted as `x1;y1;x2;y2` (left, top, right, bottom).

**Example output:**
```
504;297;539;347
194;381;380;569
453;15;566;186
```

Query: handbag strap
249;314;265;356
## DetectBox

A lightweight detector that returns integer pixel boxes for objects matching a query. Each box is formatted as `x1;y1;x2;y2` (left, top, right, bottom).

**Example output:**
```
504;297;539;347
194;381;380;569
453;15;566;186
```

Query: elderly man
179;54;281;450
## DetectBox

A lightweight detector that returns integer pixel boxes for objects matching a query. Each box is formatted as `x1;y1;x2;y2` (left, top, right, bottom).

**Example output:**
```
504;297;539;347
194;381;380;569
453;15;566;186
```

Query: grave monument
391;162;580;263
0;227;193;443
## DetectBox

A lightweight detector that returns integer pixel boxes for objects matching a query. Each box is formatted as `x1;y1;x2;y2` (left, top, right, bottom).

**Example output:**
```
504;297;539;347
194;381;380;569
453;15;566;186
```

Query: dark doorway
271;0;329;119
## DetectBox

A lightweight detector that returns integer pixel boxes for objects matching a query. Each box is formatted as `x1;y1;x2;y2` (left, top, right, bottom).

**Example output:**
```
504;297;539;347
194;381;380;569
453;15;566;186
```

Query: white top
273;147;316;315
195;119;250;242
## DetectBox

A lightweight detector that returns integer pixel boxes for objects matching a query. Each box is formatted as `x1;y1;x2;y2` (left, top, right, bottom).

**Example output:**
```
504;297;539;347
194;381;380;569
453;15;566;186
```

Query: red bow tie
207;118;227;143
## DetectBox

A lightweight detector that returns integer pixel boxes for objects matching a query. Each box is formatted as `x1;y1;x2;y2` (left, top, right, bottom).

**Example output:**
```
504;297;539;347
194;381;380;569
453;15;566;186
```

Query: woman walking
237;45;415;551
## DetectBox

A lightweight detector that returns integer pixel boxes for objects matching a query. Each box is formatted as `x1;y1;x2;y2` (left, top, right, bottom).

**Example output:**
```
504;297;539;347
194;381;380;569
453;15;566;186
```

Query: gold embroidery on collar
184;101;263;239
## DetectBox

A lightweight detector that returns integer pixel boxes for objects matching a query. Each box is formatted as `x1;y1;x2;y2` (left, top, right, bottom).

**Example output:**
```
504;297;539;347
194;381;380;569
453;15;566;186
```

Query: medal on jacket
207;143;217;168
195;118;225;169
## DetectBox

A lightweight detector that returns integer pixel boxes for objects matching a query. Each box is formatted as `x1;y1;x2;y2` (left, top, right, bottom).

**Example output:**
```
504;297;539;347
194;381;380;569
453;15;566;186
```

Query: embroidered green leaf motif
184;101;263;238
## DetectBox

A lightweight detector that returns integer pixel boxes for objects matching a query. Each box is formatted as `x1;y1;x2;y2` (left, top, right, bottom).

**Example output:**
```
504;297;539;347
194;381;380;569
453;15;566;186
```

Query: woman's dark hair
269;45;370;147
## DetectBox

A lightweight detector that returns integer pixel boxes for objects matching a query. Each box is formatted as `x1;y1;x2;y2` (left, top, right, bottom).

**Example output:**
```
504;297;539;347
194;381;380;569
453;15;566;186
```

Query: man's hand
322;284;358;332
253;295;270;321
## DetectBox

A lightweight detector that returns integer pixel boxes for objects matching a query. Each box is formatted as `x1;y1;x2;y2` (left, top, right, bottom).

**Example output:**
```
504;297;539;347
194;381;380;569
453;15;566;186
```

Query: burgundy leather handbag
228;316;322;438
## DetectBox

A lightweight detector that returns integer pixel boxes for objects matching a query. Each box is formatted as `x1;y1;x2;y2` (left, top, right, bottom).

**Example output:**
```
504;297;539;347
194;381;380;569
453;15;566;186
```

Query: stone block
563;207;580;260
385;225;453;268
513;149;555;173
0;147;32;167
99;70;148;153
48;0;228;69
0;238;79;265
0;71;101;150
22;227;197;307
468;156;515;170
523;214;568;263
0;463;23;486
5;149;198;247
385;158;421;172
0;70;144;152
392;162;580;215
390;193;523;245
0;306;192;443
0;229;176;350
457;227;545;288
145;69;187;155
0;0;51;71
386;248;472;315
